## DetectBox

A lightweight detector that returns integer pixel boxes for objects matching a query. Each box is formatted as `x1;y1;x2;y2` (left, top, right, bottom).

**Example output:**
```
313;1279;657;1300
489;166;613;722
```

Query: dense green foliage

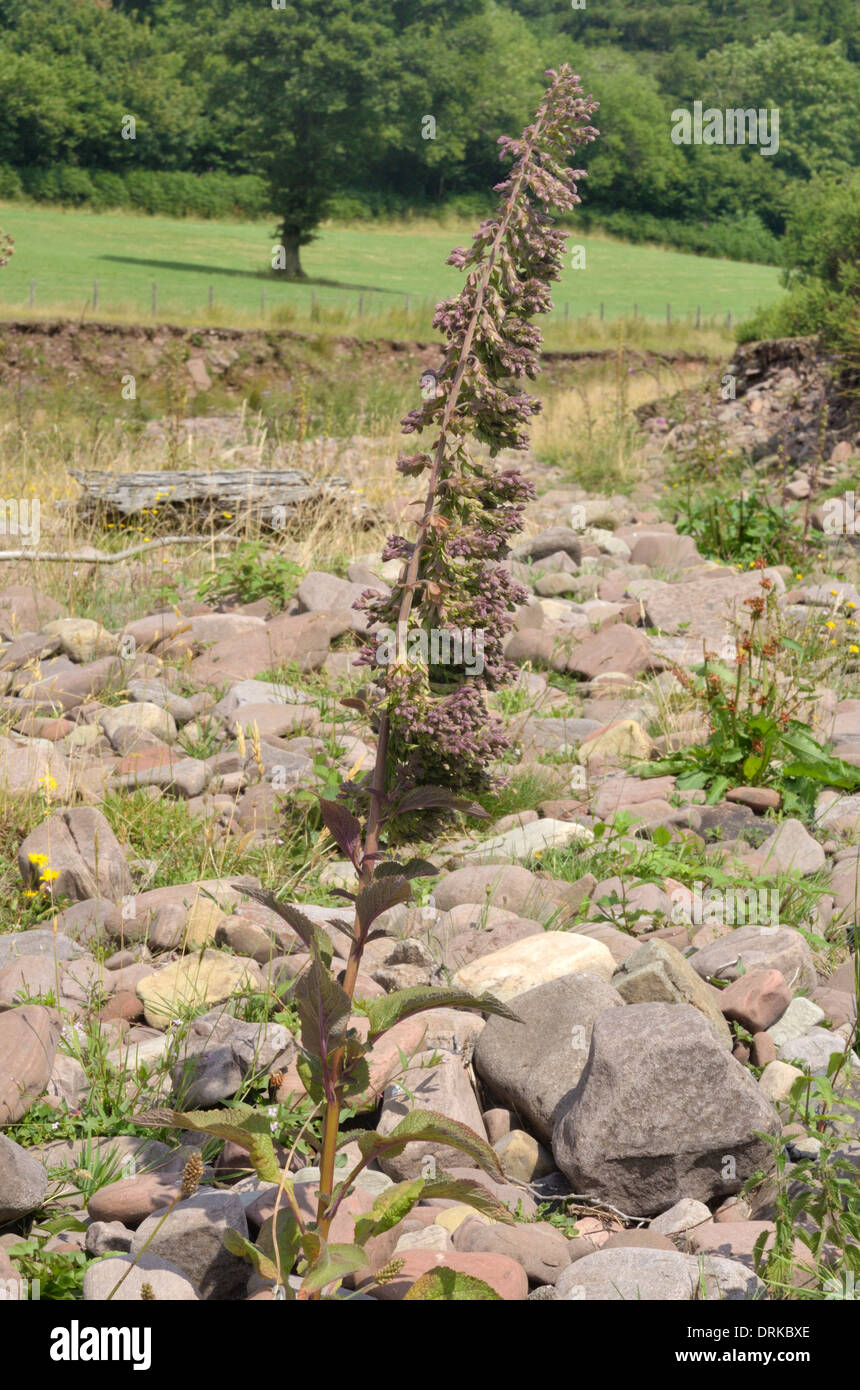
738;175;860;351
0;0;857;268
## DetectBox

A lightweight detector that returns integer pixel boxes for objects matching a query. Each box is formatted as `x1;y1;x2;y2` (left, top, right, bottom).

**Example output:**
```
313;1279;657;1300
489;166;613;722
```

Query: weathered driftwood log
69;467;352;526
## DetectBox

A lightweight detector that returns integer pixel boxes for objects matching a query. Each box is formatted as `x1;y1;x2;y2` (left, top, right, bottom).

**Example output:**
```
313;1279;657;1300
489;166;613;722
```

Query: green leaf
675;770;710;790
366;985;520;1041
37;1215;88;1236
353;1178;427;1244
357;1108;506;1180
419;1176;516;1225
743;754;763;780
705;776;731;804
258;1208;302;1278
404;1268;502;1300
132;1104;282;1182
293;956;352;1062
300;1241;369;1295
295;1051;326;1104
222;1229;280;1282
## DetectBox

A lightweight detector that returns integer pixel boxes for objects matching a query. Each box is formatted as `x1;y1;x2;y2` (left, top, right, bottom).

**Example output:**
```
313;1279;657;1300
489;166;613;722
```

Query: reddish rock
28;717;74;741
687;1220;816;1286
483;1108;514;1144
0;585;63;639
0;1004;63;1123
713;1196;751;1223
602;1230;677;1253
113;746;174;777
566;625;652;681
87;1171;183;1227
357;1249;529;1300
726;787;781;812
719;969;791;1032
750;1031;777;1067
188;612;341;684
811;986;856;1029
453;1217;573;1284
99;990;145;1024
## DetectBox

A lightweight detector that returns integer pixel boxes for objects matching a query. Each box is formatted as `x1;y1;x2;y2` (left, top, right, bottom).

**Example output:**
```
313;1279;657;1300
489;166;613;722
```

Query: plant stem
312;96;556;1252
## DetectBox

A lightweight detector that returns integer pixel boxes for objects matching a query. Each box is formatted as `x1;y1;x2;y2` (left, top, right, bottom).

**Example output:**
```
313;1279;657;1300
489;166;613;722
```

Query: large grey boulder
552;1003;780;1217
611;939;732;1047
473;972;623;1143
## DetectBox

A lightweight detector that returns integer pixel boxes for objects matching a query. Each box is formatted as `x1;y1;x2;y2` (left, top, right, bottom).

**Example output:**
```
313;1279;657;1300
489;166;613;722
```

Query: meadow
0;203;783;335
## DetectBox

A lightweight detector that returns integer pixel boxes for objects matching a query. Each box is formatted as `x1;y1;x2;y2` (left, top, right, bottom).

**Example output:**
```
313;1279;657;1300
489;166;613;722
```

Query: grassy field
0;203;783;334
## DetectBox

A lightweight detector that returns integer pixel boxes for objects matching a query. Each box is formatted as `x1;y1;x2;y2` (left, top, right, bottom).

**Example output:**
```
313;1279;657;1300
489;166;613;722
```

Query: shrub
196;540;303;611
738;175;860;350
0;164;22;199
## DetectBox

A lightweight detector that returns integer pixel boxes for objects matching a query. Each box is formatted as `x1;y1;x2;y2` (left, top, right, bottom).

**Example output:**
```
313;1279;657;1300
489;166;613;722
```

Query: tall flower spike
358;65;599;797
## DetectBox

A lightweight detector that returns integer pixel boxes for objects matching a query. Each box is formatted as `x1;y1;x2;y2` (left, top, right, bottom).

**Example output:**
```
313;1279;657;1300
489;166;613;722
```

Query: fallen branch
0;535;246;563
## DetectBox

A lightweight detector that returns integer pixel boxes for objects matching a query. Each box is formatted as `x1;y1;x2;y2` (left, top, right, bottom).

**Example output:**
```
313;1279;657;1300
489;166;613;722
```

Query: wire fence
6;278;737;329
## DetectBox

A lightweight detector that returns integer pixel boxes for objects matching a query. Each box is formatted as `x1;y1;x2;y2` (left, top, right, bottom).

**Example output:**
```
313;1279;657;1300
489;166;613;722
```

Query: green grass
0;203;783;331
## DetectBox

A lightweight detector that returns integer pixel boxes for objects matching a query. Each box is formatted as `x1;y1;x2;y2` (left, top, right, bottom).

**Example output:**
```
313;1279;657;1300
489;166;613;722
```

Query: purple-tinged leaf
319;799;363;867
375;858;438;880
393;785;490;819
354;875;413;936
231;885;334;965
293;958;351;1065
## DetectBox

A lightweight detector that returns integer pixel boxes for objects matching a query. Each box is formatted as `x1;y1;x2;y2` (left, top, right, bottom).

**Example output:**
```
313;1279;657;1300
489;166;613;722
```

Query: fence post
633;303;638;320
405;293;411;315
726;311;732;330
358;294;363;318
152;282;157;315
93;281;98;312
666;303;671;326
696;305;701;329
312;292;318;320
564;302;569;323
599;301;604;322
209;285;214;311
29;279;34;309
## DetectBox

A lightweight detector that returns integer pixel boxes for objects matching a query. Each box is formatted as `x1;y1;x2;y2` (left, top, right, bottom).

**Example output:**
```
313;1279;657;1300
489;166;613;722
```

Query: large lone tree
219;0;399;279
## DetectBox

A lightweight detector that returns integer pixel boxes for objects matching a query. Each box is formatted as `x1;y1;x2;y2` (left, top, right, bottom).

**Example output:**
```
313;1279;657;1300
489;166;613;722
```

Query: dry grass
0;340;712;626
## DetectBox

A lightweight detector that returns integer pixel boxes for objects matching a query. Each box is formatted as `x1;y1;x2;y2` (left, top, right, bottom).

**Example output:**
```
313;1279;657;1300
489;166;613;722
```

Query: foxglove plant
138;66;599;1302
356;65;599;798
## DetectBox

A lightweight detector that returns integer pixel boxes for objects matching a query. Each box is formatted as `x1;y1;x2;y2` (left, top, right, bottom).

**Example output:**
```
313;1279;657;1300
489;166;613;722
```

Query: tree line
0;0;857;274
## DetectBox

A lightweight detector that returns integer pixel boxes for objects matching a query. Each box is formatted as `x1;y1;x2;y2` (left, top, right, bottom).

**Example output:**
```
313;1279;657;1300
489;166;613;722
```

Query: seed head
181;1151;204;1199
